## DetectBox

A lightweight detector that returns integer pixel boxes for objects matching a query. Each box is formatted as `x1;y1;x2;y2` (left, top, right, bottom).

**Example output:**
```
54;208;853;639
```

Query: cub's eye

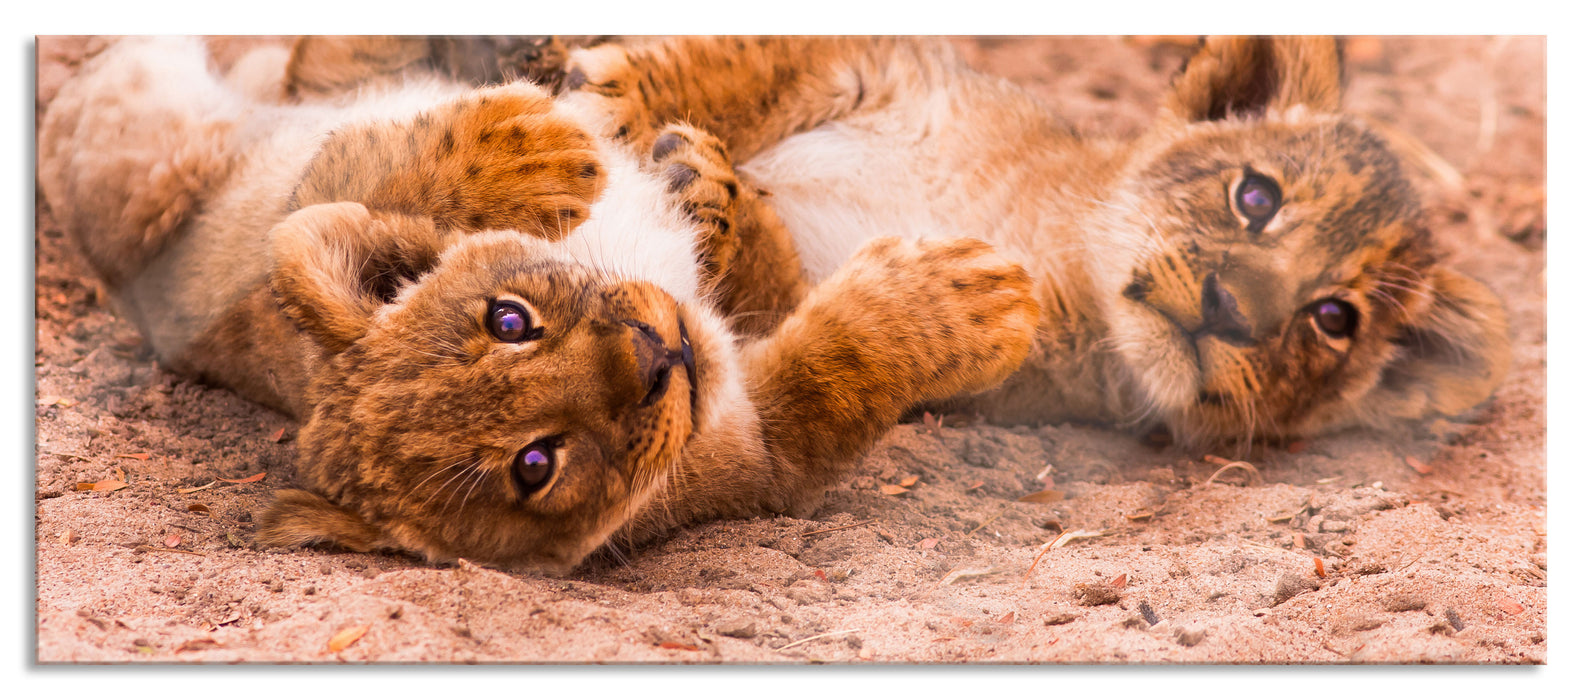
1309;299;1358;339
487;300;542;343
512;440;557;497
1234;170;1283;233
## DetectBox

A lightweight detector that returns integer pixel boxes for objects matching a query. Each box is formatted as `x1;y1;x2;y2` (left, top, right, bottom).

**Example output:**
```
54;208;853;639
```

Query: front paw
649;123;743;280
820;237;1040;400
293;83;605;239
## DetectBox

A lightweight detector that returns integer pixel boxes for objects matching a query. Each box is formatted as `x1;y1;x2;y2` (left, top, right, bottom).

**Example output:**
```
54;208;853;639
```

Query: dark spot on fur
565;66;587;91
1123;274;1153;302
581;162;599;179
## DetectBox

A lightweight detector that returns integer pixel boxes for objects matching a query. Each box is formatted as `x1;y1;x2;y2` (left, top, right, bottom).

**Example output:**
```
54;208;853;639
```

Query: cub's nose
624;320;683;408
1196;272;1254;346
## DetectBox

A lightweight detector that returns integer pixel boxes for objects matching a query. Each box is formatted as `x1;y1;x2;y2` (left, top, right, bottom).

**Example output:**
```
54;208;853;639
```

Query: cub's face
1092;114;1508;443
259;205;721;571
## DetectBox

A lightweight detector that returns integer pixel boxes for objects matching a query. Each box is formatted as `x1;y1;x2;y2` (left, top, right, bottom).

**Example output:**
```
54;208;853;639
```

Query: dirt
32;36;1546;664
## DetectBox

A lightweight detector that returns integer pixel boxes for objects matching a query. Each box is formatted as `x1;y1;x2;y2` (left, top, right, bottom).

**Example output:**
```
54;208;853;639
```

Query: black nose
625;320;684;408
1196;272;1254;346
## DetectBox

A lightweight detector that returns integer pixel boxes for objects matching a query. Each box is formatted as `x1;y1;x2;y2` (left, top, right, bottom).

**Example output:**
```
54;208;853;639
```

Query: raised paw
649;123;744;280
293;83;605;239
813;237;1040;401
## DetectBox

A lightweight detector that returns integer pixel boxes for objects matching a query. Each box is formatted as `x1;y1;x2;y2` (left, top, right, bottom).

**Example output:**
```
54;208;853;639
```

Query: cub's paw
558;43;659;147
650;123;743;280
823;237;1040;400
293;83;605;239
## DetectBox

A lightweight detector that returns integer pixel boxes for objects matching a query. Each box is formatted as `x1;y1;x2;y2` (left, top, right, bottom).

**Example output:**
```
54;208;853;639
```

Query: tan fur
560;35;1511;446
38;36;1036;571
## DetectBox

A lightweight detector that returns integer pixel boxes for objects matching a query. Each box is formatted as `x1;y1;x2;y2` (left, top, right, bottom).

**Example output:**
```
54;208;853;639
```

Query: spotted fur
561;36;1511;446
38;36;1037;571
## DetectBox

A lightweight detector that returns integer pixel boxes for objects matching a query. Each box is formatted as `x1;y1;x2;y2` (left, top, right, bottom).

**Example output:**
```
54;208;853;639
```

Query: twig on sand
800;519;877;538
965;504;1011;538
1021;529;1107;583
774;628;862;652
1202;460;1260;487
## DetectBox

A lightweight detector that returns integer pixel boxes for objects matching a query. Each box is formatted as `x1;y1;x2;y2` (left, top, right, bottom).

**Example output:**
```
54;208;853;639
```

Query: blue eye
1235;170;1282;233
487;300;540;343
512;440;556;496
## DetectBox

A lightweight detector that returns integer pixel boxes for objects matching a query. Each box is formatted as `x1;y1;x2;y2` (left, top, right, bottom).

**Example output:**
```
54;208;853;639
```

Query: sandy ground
32;36;1545;664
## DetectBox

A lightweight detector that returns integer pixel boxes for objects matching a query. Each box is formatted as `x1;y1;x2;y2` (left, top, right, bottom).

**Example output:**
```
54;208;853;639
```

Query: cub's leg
628;237;1039;534
284;36;606;99
560;36;947;162
291;83;606;238
646;123;808;335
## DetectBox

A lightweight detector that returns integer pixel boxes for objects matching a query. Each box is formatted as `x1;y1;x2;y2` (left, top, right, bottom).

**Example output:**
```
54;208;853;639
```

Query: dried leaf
997;612;1015;624
879;484;909;496
164;533;182;548
1405;456;1432;475
326;624;369;653
1293;533;1306;550
1124;509;1154;521
218;472;267;484
1017;489;1065;504
114;466;127;482
116;453;152;461
813;569;828;582
74;482;96;492
898;475;919;488
269;428;288;443
1313;557;1326;579
41;396;78;408
89;480;129;492
1040;519;1064;532
1497;597;1525;616
658;641;700;651
1204;454;1235;466
187;503;211;515
917;538;939;551
965;480;985;492
177;482;217;494
1109;573;1128;588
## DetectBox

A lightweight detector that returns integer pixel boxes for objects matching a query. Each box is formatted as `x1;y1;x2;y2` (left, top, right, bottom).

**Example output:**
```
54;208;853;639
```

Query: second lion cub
559;36;1511;446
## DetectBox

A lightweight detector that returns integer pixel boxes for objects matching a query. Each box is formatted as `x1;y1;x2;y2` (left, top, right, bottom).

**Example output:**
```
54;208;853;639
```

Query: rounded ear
268;202;452;355
1162;36;1343;123
1366;266;1512;422
254;489;391;552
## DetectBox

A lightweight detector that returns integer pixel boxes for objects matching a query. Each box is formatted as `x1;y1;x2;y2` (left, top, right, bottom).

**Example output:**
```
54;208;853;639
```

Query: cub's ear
268;202;452;354
1163;35;1343;122
1367;267;1512;423
254;489;391;552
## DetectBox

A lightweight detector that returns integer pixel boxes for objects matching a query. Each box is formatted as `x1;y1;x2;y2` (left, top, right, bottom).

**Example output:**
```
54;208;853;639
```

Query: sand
32;35;1545;665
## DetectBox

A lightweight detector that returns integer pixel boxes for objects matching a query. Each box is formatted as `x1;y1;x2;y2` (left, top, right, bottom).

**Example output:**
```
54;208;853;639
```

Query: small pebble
1383;593;1427;612
716;617;757;639
1273;572;1320;605
1173;626;1207;647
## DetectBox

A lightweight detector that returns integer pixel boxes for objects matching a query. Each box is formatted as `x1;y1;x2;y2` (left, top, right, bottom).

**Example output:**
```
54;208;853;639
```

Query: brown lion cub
38;37;1038;571
556;36;1512;445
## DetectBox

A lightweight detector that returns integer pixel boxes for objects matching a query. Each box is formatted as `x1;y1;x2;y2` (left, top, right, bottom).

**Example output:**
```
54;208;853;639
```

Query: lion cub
38;37;1037;571
558;36;1511;445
